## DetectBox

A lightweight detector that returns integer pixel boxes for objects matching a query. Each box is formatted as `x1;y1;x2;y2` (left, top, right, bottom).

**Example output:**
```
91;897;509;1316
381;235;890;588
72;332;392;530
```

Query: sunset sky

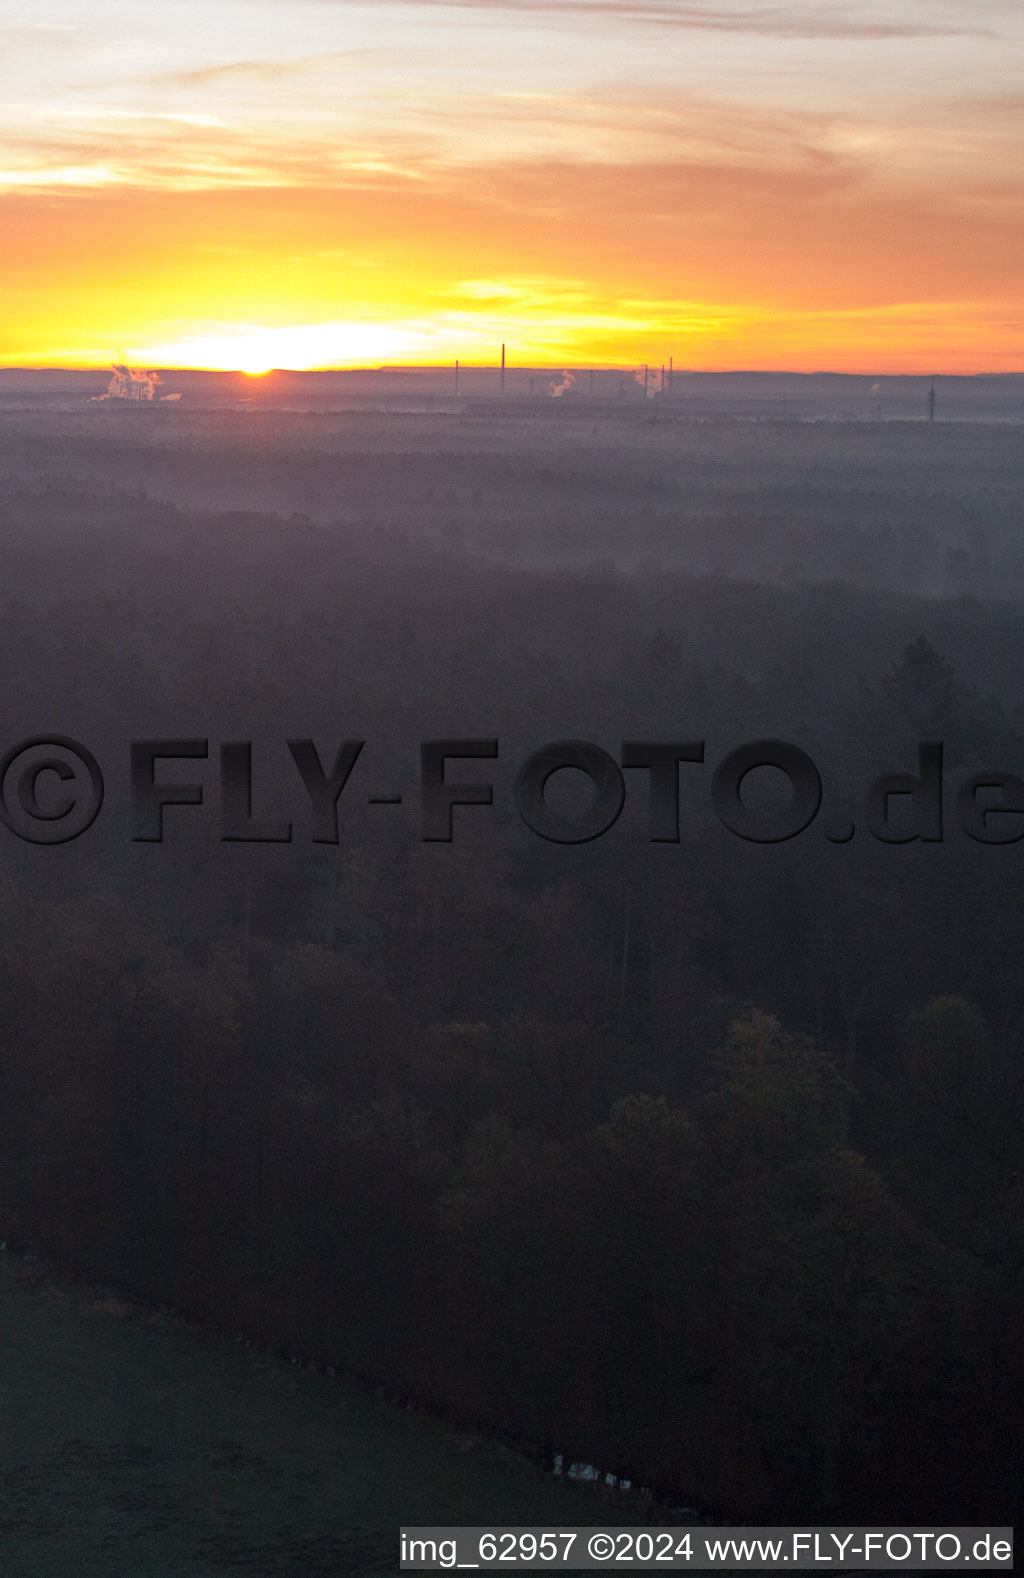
3;0;1023;371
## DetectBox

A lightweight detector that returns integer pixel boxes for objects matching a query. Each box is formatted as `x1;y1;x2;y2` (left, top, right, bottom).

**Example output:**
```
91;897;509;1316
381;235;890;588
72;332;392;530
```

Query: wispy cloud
4;83;1015;196
0;162;121;188
143;52;374;90
438;276;594;307
304;0;992;41
0;115;431;192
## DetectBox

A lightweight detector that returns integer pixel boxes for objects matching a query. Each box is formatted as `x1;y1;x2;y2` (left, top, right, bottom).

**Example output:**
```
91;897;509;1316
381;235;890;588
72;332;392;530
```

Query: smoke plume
92;366;165;402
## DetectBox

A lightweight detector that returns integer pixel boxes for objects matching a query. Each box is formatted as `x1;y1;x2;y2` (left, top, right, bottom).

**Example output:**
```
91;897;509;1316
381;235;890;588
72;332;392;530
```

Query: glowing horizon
3;1;1023;374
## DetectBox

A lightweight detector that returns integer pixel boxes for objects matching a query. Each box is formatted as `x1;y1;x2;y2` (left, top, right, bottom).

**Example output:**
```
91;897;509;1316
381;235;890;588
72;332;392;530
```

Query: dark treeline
0;416;1021;1526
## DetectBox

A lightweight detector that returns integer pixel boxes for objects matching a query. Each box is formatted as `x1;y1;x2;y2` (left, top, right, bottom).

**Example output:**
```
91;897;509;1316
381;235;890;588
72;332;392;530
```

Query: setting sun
123;323;434;375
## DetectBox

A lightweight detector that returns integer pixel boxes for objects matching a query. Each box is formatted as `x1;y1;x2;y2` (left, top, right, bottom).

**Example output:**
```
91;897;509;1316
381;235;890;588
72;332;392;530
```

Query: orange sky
3;2;1023;371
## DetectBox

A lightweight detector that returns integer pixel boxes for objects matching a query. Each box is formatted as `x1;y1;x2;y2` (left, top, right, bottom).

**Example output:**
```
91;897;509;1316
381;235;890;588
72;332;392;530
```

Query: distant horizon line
3;365;1023;379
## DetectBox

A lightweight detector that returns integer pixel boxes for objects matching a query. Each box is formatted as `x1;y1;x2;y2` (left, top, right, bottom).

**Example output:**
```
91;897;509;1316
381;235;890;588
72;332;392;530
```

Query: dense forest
0;403;1021;1528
